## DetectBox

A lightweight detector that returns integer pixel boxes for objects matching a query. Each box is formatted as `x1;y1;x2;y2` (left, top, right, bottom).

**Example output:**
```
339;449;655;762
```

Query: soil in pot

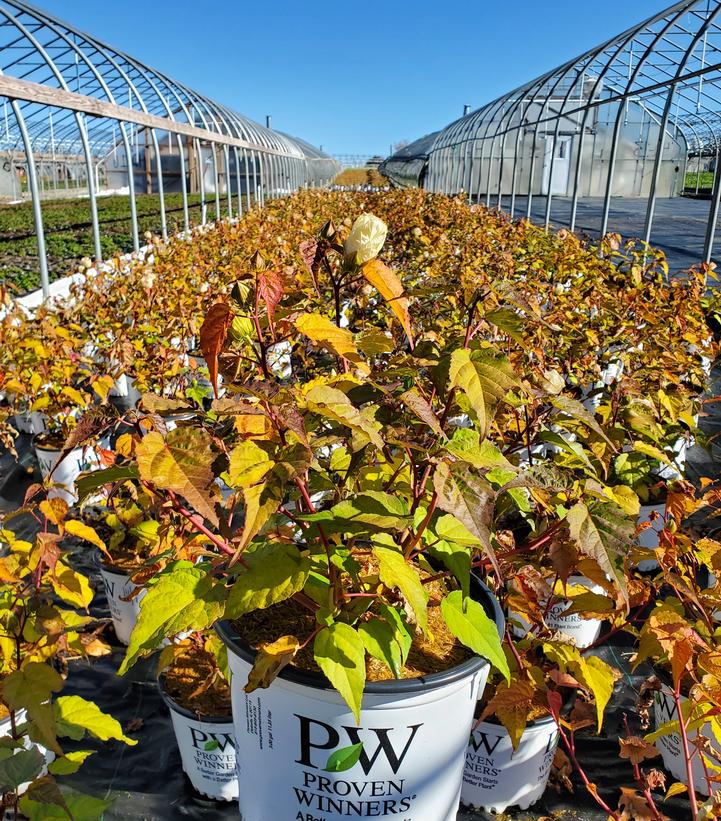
160;646;237;802
218;576;504;821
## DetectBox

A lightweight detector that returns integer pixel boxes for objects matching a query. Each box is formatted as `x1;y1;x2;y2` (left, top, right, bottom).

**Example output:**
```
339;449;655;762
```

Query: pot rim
216;576;505;695
158;672;233;725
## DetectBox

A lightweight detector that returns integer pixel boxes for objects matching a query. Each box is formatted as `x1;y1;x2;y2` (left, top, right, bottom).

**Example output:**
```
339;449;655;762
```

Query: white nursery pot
267;340;292;379
636;502;666;571
216;580;504;821
509;575;603;649
462;714;559;813
34;438;104;505
97;562;145;645
12;410;48;435
160;684;238;801
109;374;142;406
654;684;717;796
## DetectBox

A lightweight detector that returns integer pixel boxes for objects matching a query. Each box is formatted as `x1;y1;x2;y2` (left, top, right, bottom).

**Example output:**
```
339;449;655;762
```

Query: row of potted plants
0;189;720;818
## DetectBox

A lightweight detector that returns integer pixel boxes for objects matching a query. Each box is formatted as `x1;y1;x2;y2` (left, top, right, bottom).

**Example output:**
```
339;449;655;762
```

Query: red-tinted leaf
257;269;285;334
200;301;233;399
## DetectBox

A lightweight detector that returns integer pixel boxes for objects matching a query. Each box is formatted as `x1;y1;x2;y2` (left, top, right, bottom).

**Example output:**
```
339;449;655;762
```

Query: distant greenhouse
0;0;339;296
385;0;721;263
379;132;440;188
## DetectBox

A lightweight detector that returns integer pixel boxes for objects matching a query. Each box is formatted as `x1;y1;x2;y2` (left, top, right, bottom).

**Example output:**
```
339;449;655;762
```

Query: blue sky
41;0;666;157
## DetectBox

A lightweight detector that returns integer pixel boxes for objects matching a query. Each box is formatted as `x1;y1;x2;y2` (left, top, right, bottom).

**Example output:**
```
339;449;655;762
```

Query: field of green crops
0;192;232;294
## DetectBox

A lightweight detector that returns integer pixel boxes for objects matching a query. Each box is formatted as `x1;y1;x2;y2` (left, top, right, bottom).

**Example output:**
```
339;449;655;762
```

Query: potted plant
104;212;514;821
157;632;237;801
461;634;618;813
0;491;137;819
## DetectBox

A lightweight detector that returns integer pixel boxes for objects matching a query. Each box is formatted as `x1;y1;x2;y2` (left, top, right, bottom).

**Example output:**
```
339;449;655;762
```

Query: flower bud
344;214;387;265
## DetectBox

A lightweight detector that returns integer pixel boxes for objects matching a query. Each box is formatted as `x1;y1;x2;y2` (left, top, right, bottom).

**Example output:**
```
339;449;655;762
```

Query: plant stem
672;684;699;819
166;489;247;566
622;715;664;821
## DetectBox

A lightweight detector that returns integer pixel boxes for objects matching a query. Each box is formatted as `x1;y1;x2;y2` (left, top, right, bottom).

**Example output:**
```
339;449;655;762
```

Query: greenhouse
383;0;721;264
0;0;338;297
1;1;721;821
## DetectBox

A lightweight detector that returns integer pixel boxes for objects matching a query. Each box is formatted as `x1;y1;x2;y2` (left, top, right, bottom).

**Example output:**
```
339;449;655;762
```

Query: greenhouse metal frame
422;0;721;263
0;0;338;297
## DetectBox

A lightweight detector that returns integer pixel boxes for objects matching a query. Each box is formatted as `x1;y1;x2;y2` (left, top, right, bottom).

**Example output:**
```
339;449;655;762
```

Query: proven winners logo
292;714;423;819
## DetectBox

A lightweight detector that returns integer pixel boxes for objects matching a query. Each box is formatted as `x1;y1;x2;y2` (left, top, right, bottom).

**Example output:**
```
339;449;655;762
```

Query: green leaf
566;501;632;605
22;777;70;818
48;750;95;776
441;591;508;680
372;545;429;634
324;743;364;772
484;307;525;344
237;481;282;552
204;740;220;751
0;747;45;790
433;461;499;575
54;696;137;745
136;427;218;525
226;542;310;618
428;540;472;599
2;663;63;754
75;464;139;503
20;788;112;821
446;430;514;471
448;350;517;438
314;623;366;723
305;385;383;450
549;395;615;448
224;440;273;488
303;492;412;535
378;604;413;667
358;619;403;678
119;567;226;674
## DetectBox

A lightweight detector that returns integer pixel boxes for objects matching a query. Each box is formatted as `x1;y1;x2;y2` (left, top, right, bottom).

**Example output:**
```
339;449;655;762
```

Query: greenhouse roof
0;0;308;159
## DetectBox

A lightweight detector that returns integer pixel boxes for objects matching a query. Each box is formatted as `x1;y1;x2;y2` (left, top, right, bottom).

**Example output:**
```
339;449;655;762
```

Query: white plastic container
654;684;717;796
97;562;145;645
509;575;604;649
34;438;104;505
160;683;238;801
109;374;141;406
461;714;559;813
12;410;48;435
217;581;504;821
636;502;666;572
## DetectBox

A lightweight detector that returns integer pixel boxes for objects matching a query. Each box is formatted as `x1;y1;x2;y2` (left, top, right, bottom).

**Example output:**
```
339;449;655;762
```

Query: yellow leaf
64;520;107;556
92;375;115;402
361;259;413;345
61;386;86;406
295;313;363;365
39;498;69;527
245;635;300;693
225;441;273;489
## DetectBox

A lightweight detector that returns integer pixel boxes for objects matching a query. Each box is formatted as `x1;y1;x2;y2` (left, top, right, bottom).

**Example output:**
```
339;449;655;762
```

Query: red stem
672;684;699;819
